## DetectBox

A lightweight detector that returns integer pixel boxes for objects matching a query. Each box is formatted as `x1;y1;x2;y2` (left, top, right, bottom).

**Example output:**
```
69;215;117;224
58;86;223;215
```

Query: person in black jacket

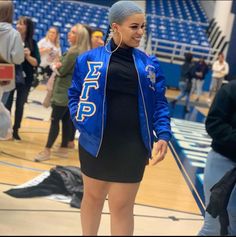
172;52;195;112
198;80;236;236
190;57;209;102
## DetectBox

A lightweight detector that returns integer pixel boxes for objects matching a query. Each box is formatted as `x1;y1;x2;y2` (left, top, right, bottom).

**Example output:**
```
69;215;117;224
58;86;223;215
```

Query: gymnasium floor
0;84;211;235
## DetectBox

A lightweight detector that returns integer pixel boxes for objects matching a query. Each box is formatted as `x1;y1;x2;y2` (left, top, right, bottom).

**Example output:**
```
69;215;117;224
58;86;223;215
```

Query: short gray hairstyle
108;1;144;26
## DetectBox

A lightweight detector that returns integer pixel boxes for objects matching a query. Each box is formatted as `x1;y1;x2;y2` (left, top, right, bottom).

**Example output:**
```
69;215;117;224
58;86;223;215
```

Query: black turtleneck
106;39;138;95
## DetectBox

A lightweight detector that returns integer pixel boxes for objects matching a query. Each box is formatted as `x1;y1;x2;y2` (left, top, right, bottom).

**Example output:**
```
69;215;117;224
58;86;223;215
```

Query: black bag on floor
5;166;83;208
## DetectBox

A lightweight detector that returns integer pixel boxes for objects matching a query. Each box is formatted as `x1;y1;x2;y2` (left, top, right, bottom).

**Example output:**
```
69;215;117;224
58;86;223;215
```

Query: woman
68;1;171;235
198;80;236;235
207;53;229;105
91;28;104;48
0;0;24;103
34;23;90;162
5;16;41;140
37;26;61;79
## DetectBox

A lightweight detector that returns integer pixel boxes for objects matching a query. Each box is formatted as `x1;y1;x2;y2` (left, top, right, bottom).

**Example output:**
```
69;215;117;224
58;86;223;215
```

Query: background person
207;52;229;105
34;23;91;162
190;57;209;102
199;80;236;236
37;26;61;81
171;52;195;112
91;28;104;48
5;16;41;140
0;0;24;103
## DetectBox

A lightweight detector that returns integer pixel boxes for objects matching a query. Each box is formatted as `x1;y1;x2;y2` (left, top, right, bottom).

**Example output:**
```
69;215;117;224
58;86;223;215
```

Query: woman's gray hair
108;1;144;26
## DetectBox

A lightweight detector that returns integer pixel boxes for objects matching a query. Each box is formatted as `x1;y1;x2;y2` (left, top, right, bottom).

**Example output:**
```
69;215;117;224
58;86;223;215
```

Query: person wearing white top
37;26;61;79
208;53;229;103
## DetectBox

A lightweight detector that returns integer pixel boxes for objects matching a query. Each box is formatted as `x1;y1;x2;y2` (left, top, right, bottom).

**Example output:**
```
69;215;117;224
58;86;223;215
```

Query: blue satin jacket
68;41;172;157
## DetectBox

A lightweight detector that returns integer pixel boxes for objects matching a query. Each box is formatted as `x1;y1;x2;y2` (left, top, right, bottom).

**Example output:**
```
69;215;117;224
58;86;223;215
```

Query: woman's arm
24;48;38;66
57;52;78;77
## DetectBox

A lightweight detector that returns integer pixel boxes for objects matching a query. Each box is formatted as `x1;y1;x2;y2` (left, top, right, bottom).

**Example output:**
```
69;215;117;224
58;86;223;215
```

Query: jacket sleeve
68;56;83;129
10;32;24;64
58;52;77;77
206;83;236;144
150;55;172;141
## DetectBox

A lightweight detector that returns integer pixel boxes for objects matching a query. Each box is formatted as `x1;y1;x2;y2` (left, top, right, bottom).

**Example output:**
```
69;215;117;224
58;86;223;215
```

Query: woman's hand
150;140;168;166
55;62;62;69
24;48;31;58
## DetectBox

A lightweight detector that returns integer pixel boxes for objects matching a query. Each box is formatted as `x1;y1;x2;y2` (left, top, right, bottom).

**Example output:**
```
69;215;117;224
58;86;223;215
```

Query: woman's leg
35;105;68;162
5;89;15;113
67;118;76;148
198;149;235;236
196;80;204;99
208;77;217;99
190;78;197;96
108;182;140;236
46;105;67;148
13;84;30;138
80;174;110;236
176;81;187;101
61;107;71;148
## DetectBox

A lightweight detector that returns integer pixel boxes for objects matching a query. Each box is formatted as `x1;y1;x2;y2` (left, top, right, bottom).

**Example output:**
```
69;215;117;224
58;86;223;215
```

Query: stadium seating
146;0;212;62
13;0;211;62
13;0;109;53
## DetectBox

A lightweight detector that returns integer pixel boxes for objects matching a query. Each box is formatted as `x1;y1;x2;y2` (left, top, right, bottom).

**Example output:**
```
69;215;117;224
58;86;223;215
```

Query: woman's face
91;32;104;48
16;19;27;36
113;13;145;48
218;54;224;63
48;28;58;43
68;26;78;46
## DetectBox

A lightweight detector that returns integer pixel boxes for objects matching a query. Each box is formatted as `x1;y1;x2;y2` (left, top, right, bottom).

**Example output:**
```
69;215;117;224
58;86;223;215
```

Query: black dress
79;40;148;183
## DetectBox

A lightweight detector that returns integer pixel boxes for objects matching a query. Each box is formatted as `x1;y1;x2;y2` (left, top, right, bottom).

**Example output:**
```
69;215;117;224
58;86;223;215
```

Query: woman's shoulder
5;26;21;39
37;37;47;44
134;48;158;63
76;47;104;61
32;38;39;46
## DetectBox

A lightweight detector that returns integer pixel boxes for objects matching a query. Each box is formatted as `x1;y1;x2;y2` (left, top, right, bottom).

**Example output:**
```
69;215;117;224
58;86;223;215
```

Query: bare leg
80;174;110;236
108;182;140;236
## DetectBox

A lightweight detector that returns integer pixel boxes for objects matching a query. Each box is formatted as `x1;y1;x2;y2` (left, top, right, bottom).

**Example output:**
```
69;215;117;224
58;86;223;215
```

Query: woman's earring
105;30;123;54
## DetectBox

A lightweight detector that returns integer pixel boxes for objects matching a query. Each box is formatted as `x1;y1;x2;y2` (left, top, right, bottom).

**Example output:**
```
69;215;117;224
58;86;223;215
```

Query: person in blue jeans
198;80;236;236
171;52;195;112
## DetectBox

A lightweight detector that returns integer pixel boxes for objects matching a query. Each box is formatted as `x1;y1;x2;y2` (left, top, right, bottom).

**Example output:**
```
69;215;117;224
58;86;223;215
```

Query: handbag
0;53;15;82
42;72;56;108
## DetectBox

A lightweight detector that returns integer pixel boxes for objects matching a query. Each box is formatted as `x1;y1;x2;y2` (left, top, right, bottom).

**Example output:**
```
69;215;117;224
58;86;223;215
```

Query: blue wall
159;61;212;91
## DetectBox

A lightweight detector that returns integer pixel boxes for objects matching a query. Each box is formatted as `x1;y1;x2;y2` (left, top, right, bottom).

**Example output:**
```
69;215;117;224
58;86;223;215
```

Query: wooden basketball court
0;85;207;235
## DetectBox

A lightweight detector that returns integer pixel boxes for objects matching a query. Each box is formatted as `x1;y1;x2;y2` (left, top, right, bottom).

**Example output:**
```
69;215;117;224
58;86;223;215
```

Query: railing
148;37;221;65
146;14;209;27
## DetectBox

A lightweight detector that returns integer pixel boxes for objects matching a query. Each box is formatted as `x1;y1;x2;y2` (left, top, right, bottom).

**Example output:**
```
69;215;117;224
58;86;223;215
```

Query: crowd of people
0;0;235;236
0;1;106;143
